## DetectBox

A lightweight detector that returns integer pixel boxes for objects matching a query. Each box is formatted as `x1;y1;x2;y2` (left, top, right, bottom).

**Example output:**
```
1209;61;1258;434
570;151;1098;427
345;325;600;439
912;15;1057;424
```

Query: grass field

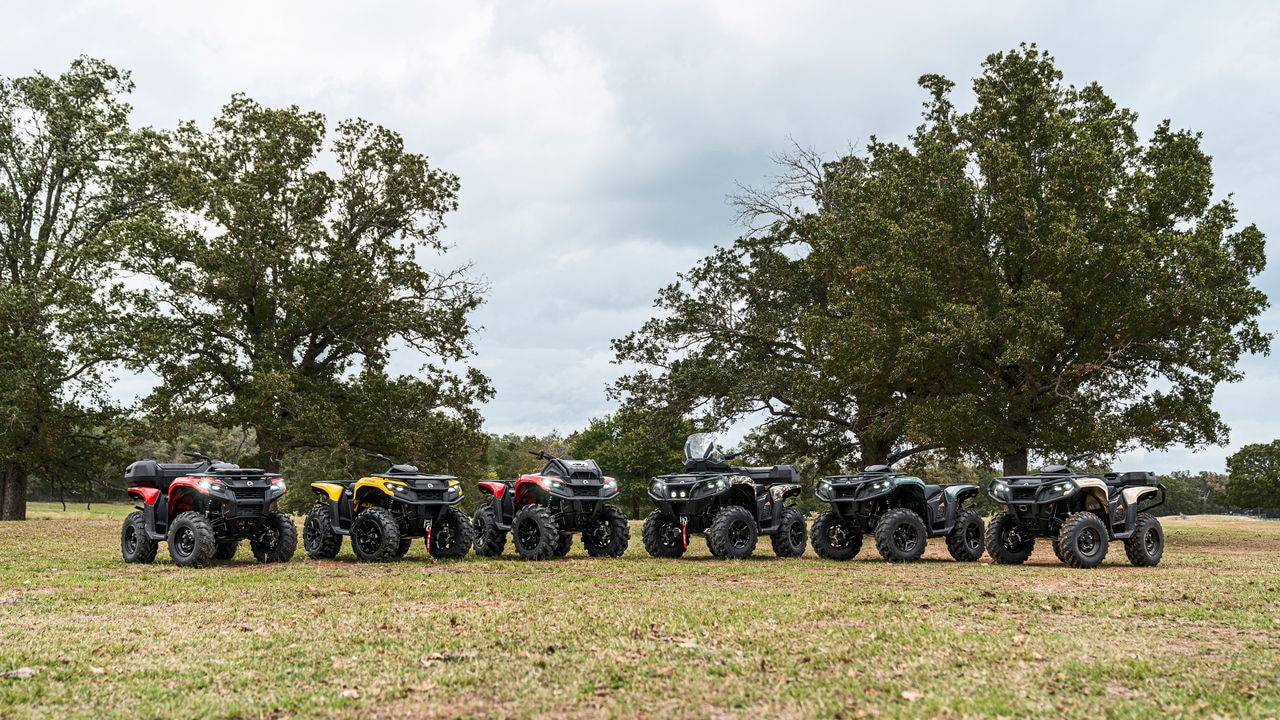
2;504;1278;719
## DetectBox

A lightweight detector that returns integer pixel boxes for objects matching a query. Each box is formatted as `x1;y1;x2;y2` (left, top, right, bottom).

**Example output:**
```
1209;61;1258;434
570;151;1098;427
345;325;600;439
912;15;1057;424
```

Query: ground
1;505;1277;719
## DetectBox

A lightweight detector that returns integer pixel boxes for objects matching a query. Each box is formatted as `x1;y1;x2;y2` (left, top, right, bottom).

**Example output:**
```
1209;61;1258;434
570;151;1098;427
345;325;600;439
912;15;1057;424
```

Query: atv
984;455;1166;568
811;464;984;563
121;452;296;568
471;450;629;561
641;433;806;560
303;453;473;562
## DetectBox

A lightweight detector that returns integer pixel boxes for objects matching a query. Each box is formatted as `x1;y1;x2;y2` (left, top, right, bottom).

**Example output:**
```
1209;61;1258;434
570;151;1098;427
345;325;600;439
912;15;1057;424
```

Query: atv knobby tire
552;532;573;557
303;505;343;559
707;505;758;560
214;540;239;561
351;507;401;562
167;511;217;568
873;508;928;563
394;535;414;558
471;505;507;557
1050;537;1067;563
429;507;474;560
945;508;984;562
1057;511;1109;569
1124;512;1164;567
810;509;861;561
641;510;686;558
770;507;807;558
251;511;298;564
120;511;157;564
583;505;630;557
512;505;559;561
985;511;1034;565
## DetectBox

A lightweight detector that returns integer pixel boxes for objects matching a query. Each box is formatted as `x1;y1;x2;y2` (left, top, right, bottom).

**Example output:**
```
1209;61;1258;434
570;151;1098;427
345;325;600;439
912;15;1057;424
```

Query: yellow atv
303;453;473;562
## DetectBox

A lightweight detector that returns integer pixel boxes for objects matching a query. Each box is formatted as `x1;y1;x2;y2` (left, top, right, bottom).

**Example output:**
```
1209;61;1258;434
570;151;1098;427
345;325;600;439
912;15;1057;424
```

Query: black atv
985;455;1166;569
121;452;296;568
471;450;630;561
811;464;984;563
303;453;473;562
641;433;806;560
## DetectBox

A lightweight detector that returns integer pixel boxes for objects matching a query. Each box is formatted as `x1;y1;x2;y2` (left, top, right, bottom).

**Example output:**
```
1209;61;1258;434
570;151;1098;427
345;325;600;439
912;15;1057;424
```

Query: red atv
120;452;297;568
471;451;630;560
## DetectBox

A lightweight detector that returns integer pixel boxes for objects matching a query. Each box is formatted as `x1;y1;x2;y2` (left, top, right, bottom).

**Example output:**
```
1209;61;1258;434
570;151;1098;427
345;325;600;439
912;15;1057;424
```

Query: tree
615;45;1269;475
482;431;571;481
0;58;164;520
129;95;491;476
568;412;693;518
1224;441;1280;510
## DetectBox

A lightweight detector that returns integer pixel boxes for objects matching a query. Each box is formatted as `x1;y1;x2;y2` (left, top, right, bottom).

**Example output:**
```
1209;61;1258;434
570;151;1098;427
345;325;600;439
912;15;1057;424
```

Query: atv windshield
684;433;717;461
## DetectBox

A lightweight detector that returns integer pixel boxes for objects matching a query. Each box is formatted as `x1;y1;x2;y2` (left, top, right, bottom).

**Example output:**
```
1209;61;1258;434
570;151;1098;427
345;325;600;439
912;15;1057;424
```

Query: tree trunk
1003;448;1029;477
1;462;29;521
858;437;896;469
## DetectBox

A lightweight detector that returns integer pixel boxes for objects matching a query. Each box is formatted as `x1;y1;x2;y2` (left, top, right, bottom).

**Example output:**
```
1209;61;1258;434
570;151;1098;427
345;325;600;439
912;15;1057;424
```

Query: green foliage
1156;470;1227;516
614;44;1269;475
1224;441;1280;509
568;412;694;518
482;431;570;481
126;95;491;476
0;57;165;519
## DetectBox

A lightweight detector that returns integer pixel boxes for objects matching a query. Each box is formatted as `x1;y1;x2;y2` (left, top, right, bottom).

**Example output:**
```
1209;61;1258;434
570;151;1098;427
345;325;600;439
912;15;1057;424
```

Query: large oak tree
614;45;1268;475
130;96;491;474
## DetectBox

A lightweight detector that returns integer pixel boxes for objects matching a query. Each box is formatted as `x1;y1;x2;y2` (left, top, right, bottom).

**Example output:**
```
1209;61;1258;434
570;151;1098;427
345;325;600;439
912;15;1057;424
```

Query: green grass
2;504;1279;718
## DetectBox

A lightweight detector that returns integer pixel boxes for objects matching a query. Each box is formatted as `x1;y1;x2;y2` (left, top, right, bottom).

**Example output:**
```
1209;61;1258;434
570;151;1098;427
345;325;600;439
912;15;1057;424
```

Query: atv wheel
429;507;474;560
251;511;298;564
583;505;630;557
641;510;686;558
471;505;507;557
985;511;1034;565
214;540;239;561
873;508;928;563
707;506;758;560
167;511;216;568
1058;511;1109;569
351;507;401;562
810;509;861;561
512;505;559;561
303;505;343;559
1124;513;1164;567
770;507;807;558
945;509;984;562
120;511;157;564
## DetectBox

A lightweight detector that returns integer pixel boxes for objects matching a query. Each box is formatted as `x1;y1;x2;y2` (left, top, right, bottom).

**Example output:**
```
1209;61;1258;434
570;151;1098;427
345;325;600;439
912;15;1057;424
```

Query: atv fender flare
477;481;507;499
893;481;930;519
944;484;980;506
311;482;345;503
1075;478;1110;514
167;478;210;516
128;487;160;506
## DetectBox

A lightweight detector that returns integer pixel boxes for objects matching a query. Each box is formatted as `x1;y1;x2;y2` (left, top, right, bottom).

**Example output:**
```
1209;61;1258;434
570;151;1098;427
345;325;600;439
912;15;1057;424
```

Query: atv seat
1104;471;1156;488
923;484;943;501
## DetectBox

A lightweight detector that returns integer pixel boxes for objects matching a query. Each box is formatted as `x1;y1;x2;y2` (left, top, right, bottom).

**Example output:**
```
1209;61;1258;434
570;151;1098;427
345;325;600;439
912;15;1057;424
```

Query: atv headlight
1044;481;1077;499
602;478;617;494
543;478;564;491
197;479;218;493
446;485;460;498
990;481;1010;501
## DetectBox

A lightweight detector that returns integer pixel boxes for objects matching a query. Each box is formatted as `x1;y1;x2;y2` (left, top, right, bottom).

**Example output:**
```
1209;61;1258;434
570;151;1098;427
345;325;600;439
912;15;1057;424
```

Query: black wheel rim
174;526;195;558
964;522;982;551
1078;526;1102;557
787;521;805;548
304;515;322;551
354;519;383;555
587;521;611;548
1143;527;1159;555
892;521;920;553
827;524;851;549
1003;526;1030;552
257;527;278;551
516;517;541;549
660;522;681;548
123;525;138;554
727;519;752;550
436;520;457;551
471;517;486;538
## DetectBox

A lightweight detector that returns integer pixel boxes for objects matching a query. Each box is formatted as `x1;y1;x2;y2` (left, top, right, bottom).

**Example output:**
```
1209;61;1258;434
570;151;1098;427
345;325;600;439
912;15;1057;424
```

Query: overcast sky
4;1;1277;473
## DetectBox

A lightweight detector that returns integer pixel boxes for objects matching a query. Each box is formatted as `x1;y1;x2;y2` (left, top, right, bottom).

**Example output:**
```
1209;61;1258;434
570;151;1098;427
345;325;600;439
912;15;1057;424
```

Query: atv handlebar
527;450;557;462
1065;452;1095;468
365;452;394;465
182;451;212;463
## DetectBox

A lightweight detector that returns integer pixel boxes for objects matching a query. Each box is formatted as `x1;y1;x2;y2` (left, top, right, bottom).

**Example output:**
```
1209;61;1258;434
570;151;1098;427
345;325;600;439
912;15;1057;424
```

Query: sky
3;1;1277;474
